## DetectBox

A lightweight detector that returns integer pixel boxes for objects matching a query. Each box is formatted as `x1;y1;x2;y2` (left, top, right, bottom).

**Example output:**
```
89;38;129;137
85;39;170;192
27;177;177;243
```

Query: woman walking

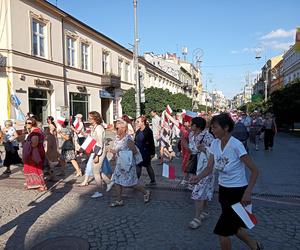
88;111;108;198
190;113;261;250
188;117;215;229
109;119;151;207
58;120;82;177
23;117;47;191
135;116;156;186
2;120;22;175
263;113;277;151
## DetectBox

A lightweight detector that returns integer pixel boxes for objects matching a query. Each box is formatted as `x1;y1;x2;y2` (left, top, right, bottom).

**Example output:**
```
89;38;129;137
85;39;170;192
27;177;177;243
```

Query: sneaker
106;181;114;192
91;192;103;198
144;190;151;203
145;181;156;187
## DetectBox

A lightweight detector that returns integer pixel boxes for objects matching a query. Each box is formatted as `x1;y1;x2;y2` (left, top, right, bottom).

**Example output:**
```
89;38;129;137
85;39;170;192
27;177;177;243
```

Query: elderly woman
23;117;47;191
2;120;22;174
109;119;151;207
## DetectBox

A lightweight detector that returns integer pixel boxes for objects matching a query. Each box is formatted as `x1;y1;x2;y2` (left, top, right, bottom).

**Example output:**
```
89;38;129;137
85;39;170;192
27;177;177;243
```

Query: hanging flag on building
6;79;25;121
295;27;300;52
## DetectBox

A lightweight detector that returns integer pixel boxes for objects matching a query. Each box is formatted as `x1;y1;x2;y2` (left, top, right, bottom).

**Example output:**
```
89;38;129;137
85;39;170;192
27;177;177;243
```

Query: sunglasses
26;122;32;125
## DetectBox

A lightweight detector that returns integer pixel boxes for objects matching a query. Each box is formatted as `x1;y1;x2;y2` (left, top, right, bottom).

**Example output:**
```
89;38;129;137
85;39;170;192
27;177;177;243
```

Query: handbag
4;141;15;153
62;139;75;151
134;146;143;165
196;150;208;175
101;157;113;175
117;150;133;172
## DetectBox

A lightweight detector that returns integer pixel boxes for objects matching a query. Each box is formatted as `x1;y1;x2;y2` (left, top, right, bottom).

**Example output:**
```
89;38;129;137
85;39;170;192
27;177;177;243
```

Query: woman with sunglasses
23;117;47;191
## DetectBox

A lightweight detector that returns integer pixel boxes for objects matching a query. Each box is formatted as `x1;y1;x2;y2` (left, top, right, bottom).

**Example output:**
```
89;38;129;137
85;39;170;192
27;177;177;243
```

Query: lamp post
133;0;140;117
192;48;203;111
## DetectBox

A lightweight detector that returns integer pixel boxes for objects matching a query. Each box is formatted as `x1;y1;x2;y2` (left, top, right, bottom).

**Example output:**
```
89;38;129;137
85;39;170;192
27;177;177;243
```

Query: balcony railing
101;74;121;88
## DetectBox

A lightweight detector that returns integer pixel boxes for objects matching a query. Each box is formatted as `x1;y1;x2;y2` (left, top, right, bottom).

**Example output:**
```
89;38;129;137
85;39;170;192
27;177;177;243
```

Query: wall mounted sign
34;79;52;88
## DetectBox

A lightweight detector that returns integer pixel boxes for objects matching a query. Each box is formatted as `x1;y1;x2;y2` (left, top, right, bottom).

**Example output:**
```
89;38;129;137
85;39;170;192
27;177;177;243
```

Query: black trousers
264;129;275;150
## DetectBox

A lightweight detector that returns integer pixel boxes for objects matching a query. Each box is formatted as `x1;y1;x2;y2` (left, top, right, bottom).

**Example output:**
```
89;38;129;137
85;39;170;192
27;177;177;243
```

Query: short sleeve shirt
209;136;248;187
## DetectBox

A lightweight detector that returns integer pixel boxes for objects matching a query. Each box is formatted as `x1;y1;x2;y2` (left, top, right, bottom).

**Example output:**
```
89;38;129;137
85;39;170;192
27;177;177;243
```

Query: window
69;93;89;121
118;58;123;77
102;52;109;74
81;43;89;70
124;62;129;82
67;37;76;67
32;20;46;57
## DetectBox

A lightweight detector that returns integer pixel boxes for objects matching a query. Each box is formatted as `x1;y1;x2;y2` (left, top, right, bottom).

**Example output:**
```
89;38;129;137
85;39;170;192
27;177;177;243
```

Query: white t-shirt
209;136;248;187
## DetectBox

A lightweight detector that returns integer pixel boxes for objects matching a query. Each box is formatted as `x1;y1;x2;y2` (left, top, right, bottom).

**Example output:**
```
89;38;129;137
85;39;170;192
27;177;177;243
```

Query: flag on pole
162;163;175;179
231;203;257;229
73;118;80;130
182;110;197;122
166;105;172;115
81;136;97;154
295;27;300;52
57;116;66;125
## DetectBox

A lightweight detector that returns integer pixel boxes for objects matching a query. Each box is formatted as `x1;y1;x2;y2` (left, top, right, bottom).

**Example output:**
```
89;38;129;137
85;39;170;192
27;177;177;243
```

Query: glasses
25;122;32;125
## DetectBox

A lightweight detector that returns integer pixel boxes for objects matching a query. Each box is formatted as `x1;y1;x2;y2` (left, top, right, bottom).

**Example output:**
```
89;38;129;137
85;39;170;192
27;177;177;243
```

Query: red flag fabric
162;163;175;179
73;118;80;130
81;136;97;154
57;116;66;126
231;203;257;229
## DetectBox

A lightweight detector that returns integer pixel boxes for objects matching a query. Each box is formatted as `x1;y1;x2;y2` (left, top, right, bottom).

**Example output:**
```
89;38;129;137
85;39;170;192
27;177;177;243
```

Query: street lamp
192;48;204;111
133;0;140;117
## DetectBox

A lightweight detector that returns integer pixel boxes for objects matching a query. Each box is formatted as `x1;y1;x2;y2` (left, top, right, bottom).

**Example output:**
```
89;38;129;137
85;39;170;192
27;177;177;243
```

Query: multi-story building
243;83;253;103
270;59;284;94
0;0;203;125
212;90;227;111
0;0;135;125
282;44;300;85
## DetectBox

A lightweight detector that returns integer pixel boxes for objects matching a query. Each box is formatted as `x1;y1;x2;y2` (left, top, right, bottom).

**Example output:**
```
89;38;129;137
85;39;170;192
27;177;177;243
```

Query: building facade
282;45;300;85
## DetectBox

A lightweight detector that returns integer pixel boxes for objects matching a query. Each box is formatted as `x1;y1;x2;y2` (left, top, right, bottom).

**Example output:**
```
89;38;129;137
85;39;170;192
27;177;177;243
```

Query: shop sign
99;90;114;99
34;79;52;88
77;86;87;92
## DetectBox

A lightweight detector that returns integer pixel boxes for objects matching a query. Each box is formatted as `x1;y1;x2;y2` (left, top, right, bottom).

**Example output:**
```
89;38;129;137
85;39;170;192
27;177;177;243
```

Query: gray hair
4;120;13;127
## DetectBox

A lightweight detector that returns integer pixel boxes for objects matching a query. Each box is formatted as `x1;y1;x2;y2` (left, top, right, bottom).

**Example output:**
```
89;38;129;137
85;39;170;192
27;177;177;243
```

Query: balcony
101;74;121;88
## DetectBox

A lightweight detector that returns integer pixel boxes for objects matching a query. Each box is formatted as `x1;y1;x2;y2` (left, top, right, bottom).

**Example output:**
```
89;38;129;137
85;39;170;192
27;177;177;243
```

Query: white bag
196;151;208;175
134;146;143;165
117;150;133;172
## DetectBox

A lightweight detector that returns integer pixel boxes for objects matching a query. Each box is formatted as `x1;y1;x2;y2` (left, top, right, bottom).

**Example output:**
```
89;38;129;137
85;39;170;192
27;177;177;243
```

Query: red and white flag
162;163;175;179
231;203;257;229
57;116;66;126
81;136;97;154
73;118;80;130
166;105;172;115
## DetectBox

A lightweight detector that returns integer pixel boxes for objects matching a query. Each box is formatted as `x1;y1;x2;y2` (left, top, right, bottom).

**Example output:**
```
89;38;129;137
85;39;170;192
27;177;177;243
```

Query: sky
48;0;299;98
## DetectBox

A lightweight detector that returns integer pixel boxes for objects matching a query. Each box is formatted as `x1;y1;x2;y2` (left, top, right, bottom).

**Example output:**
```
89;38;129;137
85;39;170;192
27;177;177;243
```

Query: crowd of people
0;108;275;249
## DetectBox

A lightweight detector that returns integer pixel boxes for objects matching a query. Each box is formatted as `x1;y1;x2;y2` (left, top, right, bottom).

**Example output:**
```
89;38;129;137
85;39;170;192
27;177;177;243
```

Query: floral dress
191;129;215;201
112;134;138;187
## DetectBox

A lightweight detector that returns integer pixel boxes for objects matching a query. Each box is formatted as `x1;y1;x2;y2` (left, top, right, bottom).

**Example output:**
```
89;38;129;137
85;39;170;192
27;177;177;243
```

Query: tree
120;88;136;118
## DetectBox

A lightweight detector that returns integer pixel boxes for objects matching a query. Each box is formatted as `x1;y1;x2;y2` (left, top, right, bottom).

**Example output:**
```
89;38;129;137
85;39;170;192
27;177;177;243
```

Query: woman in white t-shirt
190;113;262;250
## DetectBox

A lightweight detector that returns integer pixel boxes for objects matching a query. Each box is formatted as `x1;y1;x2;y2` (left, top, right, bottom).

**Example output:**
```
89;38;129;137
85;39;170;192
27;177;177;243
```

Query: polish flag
182;110;197;122
166;105;172;115
231;203;257;229
162;163;175;179
81;136;97;154
57;116;66;125
73;118;80;130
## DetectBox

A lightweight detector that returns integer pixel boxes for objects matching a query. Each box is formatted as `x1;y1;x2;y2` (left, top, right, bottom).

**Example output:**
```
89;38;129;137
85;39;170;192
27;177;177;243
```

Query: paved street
0;132;300;250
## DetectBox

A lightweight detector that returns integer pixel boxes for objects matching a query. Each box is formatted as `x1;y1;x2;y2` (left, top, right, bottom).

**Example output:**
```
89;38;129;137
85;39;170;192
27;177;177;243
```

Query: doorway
101;98;111;124
28;88;50;125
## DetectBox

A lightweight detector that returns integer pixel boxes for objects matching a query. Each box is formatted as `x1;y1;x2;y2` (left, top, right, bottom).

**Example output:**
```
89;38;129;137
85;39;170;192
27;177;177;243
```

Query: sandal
3;169;11;174
78;182;89;187
38;187;47;192
200;212;209;220
110;200;124;207
144;190;151;203
188;218;202;229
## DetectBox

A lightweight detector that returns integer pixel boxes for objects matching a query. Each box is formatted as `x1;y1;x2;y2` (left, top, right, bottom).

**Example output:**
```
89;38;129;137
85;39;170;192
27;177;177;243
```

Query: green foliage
269;78;300;126
120;88;136;118
121;87;194;118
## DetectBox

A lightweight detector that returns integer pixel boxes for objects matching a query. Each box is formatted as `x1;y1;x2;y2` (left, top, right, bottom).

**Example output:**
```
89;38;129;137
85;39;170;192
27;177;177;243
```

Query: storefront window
69;92;89;121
